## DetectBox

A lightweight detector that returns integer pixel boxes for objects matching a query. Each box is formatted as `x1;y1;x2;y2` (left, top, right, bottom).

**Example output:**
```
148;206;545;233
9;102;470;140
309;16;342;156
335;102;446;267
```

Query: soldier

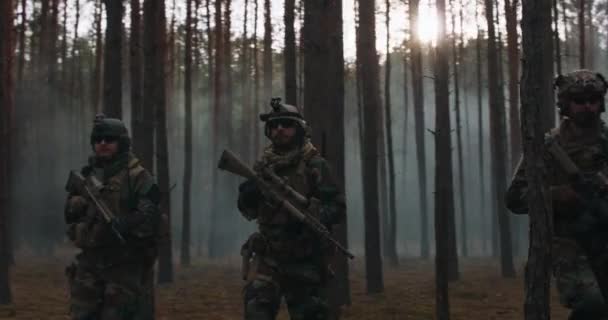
237;98;346;320
64;114;160;320
506;70;608;319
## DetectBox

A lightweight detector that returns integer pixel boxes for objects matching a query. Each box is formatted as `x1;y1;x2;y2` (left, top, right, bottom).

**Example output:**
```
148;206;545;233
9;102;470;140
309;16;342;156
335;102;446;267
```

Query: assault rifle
546;137;608;300
65;171;126;244
217;149;354;259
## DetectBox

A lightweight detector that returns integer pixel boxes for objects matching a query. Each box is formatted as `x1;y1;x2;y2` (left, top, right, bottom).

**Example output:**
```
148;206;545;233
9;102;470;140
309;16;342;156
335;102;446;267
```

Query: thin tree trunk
561;0;569;68
521;0;553;318
434;0;451;317
241;0;250;163
384;0;398;266
253;0;260;156
475;2;487;256
0;0;14;307
485;0;516;277
553;0;561;75
263;0;272;99
102;0;124;118
505;0;521;170
208;0;224;258
17;0;26;82
408;0;429;259
357;0;384;295
450;0;467;261
578;0;585;68
92;0;103;113
130;0;146;165
284;0;296;104
181;0;193;267
61;0;68;83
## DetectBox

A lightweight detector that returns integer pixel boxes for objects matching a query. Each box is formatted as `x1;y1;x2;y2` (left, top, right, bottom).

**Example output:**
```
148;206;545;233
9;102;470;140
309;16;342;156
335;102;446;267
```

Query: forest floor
2;251;570;320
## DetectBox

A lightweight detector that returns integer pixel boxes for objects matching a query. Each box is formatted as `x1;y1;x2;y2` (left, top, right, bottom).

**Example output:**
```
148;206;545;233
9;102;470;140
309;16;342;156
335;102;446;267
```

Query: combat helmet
259;98;309;141
90;114;131;153
554;69;608;115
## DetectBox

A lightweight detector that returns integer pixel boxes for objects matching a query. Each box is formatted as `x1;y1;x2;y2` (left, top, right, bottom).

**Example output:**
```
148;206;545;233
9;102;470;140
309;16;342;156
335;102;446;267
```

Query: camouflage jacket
65;152;161;263
238;141;346;261
506;119;608;238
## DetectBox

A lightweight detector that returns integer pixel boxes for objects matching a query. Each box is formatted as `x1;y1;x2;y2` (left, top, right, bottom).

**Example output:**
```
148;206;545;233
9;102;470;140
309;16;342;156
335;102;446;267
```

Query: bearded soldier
237;98;346;320
64;114;160;320
506;70;608;319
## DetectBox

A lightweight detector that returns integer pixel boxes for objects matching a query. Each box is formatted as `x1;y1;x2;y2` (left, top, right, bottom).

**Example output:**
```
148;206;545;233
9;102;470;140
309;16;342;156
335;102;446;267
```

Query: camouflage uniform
238;99;346;320
65;115;160;320
506;70;608;319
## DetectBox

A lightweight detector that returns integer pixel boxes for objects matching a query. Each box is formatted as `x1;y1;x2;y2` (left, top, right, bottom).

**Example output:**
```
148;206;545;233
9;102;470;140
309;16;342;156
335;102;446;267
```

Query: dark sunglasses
92;135;119;144
267;119;297;129
571;96;601;105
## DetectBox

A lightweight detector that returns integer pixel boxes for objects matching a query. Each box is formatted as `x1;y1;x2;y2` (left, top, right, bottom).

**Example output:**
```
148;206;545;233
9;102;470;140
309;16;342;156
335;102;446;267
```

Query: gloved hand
65;195;89;223
239;179;263;208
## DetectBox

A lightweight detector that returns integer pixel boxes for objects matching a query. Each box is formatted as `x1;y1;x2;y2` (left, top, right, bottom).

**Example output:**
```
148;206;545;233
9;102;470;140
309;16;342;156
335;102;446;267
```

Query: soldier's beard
571;111;599;128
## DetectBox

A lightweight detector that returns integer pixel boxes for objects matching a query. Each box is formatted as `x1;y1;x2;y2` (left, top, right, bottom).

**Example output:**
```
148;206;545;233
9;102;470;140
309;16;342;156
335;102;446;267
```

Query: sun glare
417;4;439;46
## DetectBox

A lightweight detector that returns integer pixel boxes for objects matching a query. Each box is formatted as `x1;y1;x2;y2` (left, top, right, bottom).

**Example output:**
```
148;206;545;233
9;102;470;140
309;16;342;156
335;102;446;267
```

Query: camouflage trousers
553;237;608;320
66;257;154;320
243;255;328;320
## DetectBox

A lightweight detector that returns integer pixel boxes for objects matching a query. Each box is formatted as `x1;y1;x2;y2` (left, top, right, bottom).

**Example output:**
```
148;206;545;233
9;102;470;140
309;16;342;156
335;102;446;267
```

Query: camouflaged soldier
237;98;346;320
64;114;160;320
506;70;608;319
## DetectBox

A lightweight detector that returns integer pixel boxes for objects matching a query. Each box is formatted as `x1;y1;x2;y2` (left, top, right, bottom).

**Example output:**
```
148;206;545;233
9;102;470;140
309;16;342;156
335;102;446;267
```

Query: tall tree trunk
578;0;585;68
450;0;467;260
357;0;384;295
475;2;487;255
485;0;516;277
130;0;146;165
17;0;26;82
303;0;350;310
263;0;272;99
561;0;569;68
521;0;553;318
505;0;521;170
61;0;68;83
92;0;103;113
181;0;193;267
434;0;451;317
383;0;398;266
102;0;124;118
553;0;561;75
208;0;224;258
284;0;296;104
408;0;429;259
241;0;250;162
253;0;260;156
143;0;171;283
0;0;14;308
224;0;233;147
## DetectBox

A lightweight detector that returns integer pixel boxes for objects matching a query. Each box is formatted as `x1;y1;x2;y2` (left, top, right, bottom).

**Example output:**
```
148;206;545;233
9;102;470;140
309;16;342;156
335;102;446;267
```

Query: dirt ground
1;253;570;320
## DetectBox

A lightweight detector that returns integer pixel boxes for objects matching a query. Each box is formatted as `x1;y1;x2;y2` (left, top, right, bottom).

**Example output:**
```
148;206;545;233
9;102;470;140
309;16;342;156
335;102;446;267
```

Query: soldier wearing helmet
64;114;161;320
506;70;608;319
237;98;346;320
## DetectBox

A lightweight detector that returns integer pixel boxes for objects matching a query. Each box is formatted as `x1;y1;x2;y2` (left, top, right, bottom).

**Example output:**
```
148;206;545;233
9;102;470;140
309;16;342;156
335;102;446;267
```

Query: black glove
239;179;263;208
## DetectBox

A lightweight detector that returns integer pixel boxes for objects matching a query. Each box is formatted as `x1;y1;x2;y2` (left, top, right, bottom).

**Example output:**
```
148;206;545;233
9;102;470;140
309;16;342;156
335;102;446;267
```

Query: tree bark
578;0;585;68
92;0;103;113
130;0;146;165
434;0;451;318
303;0;350;310
505;0;521;170
408;0;429;259
521;0;553;318
241;0;250;162
263;0;272;99
485;0;516;277
17;0;26;82
0;0;14;307
450;0;467;261
181;0;193;267
208;0;224;258
143;0;172;283
553;0;561;75
102;0;124;118
357;0;384;295
253;0;260;156
475;2;487;255
383;0;398;266
284;0;296;105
